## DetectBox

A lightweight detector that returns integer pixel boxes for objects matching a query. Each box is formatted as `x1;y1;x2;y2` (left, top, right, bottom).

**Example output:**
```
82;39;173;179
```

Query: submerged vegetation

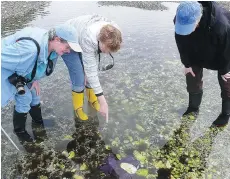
9;113;226;179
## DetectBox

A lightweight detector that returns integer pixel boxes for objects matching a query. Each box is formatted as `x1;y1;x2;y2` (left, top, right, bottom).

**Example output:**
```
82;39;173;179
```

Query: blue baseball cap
175;1;202;35
54;24;82;52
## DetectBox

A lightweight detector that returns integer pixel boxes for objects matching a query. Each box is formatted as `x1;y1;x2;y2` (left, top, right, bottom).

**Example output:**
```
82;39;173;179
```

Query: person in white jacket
62;15;122;121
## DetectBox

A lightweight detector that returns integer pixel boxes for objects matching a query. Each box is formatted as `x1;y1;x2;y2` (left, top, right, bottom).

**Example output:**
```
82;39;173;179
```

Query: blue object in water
99;154;140;179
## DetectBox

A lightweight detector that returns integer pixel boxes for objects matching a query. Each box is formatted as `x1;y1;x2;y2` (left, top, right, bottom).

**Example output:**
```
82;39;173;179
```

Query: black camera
8;73;27;95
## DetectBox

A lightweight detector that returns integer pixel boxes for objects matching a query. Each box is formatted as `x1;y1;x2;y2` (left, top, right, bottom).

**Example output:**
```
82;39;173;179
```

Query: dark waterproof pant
186;66;230;100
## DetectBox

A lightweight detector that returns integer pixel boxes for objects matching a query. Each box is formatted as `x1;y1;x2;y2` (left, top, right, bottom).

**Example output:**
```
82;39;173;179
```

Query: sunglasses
98;41;115;71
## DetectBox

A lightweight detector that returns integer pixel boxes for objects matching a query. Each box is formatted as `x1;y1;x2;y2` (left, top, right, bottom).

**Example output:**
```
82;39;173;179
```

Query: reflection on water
1;1;230;179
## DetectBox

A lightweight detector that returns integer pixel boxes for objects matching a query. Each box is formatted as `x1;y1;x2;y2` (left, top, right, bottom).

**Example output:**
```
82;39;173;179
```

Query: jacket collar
38;32;49;65
198;1;216;30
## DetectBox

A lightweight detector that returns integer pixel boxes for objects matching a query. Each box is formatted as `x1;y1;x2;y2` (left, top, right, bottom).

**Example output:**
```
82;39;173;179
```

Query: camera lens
17;87;25;95
8;73;27;95
16;82;25;95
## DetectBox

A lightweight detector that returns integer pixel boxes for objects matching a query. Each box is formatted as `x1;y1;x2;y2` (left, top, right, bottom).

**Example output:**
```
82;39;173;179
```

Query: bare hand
184;67;195;77
221;72;230;82
97;95;109;123
30;80;40;96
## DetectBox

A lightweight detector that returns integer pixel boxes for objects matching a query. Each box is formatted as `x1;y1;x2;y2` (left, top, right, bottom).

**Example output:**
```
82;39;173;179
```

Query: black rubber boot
183;92;203;116
29;103;43;125
212;100;230;127
30;103;54;129
13;110;33;143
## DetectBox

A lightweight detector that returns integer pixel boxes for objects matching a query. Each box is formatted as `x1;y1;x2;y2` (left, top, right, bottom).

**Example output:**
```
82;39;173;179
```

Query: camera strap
16;37;40;83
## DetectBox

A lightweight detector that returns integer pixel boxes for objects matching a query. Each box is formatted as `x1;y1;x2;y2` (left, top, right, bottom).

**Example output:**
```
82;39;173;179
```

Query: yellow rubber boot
86;88;100;111
72;91;88;120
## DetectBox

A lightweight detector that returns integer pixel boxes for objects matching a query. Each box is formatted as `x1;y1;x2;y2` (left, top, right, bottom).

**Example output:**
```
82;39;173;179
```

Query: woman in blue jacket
1;24;82;142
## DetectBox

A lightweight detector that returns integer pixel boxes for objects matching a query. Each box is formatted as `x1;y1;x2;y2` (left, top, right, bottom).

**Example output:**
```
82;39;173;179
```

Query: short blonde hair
98;24;122;52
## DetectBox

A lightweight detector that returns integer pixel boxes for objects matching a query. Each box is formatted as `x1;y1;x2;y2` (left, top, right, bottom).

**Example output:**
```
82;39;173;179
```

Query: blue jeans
15;51;87;113
15;83;40;113
62;50;89;92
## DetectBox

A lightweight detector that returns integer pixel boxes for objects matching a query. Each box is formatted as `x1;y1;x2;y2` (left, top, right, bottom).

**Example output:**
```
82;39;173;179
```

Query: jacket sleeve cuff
219;69;229;76
95;92;103;97
184;64;190;68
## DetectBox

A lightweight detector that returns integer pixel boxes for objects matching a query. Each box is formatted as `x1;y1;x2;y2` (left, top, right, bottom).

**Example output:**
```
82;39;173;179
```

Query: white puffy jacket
65;15;121;95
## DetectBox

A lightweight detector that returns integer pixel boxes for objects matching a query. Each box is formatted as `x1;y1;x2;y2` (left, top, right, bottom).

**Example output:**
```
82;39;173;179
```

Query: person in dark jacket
174;1;230;127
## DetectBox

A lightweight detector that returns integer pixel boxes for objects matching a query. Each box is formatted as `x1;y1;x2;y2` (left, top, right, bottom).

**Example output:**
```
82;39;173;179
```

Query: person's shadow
155;113;198;179
66;113;116;179
13;121;49;154
155;113;226;179
178;125;226;179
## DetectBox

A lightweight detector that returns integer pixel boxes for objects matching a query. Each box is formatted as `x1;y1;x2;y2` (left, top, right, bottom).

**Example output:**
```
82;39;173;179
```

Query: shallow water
1;1;230;179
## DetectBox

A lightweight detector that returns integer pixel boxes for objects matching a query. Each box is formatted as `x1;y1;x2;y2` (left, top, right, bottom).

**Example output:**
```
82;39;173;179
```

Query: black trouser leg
183;66;203;115
212;73;230;126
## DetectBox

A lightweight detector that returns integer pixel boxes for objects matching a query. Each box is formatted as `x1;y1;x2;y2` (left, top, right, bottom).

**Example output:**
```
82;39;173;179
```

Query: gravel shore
1;1;50;19
98;1;230;11
98;1;168;11
1;1;51;37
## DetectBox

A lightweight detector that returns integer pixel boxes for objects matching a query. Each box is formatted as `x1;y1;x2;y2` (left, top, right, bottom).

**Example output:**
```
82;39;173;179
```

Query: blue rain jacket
1;27;58;107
